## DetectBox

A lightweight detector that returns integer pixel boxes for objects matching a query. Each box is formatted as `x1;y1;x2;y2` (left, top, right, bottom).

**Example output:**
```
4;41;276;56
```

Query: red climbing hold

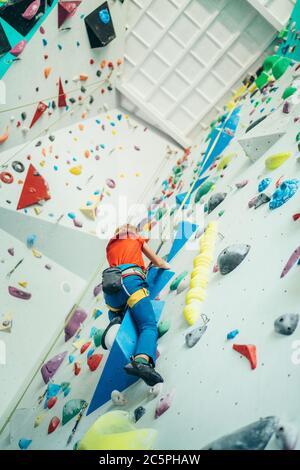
58;77;67;107
47;396;57;409
233;344;257;370
17;164;50;210
80;341;91;354
74;362;81;376
48;416;60;434
293;213;300;221
29;101;48;128
58;1;82;28
87;354;103;372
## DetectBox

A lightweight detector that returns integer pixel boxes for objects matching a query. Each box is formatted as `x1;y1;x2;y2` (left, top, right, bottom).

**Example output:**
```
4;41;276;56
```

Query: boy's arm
142;242;171;269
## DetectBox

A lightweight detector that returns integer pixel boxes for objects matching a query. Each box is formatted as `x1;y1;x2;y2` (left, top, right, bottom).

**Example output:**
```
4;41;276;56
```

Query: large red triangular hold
58;77;67;107
58;1;82;28
17;164;51;210
29;101;48;129
233;344;257;370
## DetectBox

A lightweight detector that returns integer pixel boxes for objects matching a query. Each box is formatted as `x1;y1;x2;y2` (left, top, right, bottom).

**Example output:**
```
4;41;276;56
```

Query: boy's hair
114;224;139;239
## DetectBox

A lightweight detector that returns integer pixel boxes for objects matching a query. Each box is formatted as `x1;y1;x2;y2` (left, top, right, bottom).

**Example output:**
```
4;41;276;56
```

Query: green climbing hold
93;329;104;348
194;181;215;203
255;72;270;90
266;97;272;104
296;133;300;142
204;204;208;213
170;271;188;291
156;207;167;221
158;319;171;338
263;55;280;72
62;399;87;426
218;210;225;217
278;28;288;40
282;87;297;100
272;58;291;80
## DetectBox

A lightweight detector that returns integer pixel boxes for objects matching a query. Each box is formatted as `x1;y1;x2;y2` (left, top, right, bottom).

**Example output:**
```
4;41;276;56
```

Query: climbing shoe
101;316;123;350
124;360;164;387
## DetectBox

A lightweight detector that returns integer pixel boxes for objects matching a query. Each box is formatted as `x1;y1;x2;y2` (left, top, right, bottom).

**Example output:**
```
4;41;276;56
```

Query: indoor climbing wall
0;0;126;150
2;0;300;453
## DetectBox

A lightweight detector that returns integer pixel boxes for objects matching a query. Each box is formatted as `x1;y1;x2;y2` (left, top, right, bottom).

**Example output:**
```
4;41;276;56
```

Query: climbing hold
217;153;236;171
93;329;104;348
235;180;249;189
69;165;82;175
169;271;188;291
93;284;102;297
0;313;13;332
281;246;300;278
26;234;37;248
233;344;257;370
8;286;31;300
34;414;45;428
194;180;215;203
217;244;250;275
282;86;297;100
265;152;292;170
78;411;157;450
47;396;58;409
48;416;60;434
254;193;271;209
275;422;298;450
80;341;91;354
185;324;208;348
65;308;87;341
46;383;61;400
41;351;67;384
274;314;299;336
74;362;81;376
12;161;25;173
111;390;128;406
62;399;88;426
44;67;52;79
283;101;290;114
134;406;146;423
8;248;14;256
18;438;32;450
186;287;206;304
258;178;271;193
227;329;239;340
203;416;278;450
155;389;175;419
10;40;27;57
106;178;116;189
207;193;227;214
269;179;299;210
87;354;103;372
158;320;171;338
176;277;189;294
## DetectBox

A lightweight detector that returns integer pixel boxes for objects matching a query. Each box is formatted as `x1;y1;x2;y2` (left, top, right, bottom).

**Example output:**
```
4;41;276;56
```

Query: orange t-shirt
106;233;147;270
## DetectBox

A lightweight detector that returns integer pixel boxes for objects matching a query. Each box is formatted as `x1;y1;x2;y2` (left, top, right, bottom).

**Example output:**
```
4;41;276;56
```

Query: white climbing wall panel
118;0;276;147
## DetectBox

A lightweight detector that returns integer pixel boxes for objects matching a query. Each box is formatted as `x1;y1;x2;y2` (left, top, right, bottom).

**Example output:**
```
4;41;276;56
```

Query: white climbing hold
111;390;128;406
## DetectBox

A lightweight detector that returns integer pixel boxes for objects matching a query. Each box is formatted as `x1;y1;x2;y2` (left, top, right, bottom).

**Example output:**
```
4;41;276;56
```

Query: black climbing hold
89;96;94;105
21;112;27;121
49;135;55;142
274;314;299;336
96;70;102;77
217;244;251;275
203;416;278;450
254;193;271;209
246;115;268;133
134;406;146;422
69;97;76;104
35;141;42;147
12;161;25;173
81;86;87;93
207;193;227;214
52;100;56;110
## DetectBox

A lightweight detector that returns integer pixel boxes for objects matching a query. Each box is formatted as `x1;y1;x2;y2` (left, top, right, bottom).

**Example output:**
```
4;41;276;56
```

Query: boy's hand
159;261;171;270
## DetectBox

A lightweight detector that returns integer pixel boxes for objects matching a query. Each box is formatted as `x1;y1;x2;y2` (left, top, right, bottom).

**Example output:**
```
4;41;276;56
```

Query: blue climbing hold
258;178;271;193
69;354;75;364
46;383;61;400
117;114;122;121
68;212;76;220
87;348;95;359
18;439;32;450
99;8;110;24
26;234;37;248
89;327;98;338
94;309;103;319
269;180;299;210
227;329;239;340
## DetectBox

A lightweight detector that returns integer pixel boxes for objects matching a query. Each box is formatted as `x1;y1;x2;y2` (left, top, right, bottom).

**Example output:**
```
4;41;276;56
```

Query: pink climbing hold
233;344;257;370
155;389;175;419
22;0;40;20
106;178;116;189
213;263;219;273
236;180;249;189
10;40;27;57
280;246;300;278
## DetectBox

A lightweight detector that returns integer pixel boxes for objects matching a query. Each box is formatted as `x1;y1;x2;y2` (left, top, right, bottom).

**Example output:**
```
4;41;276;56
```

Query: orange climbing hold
44;67;52;79
233;344;257;370
79;74;89;81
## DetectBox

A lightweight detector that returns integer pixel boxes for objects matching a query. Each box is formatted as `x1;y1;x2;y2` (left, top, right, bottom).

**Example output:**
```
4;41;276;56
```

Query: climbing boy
101;224;170;386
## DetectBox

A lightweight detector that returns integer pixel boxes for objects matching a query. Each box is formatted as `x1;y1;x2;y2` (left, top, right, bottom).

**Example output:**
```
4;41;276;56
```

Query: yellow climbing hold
18;281;28;288
32;249;42;258
183;302;201;326
72;340;84;350
265;152;292;170
80;196;101;220
34;413;45;428
78;411;157;450
190;276;208;289
193;254;212;268
70;165;82;176
186;287;206;304
217;153;236;171
34;207;42;215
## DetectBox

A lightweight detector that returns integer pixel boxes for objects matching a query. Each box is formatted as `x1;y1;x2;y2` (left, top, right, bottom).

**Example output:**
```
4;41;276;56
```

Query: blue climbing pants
103;270;158;365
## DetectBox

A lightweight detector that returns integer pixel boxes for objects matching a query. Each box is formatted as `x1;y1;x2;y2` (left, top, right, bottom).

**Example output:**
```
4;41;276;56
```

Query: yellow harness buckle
127;288;149;308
